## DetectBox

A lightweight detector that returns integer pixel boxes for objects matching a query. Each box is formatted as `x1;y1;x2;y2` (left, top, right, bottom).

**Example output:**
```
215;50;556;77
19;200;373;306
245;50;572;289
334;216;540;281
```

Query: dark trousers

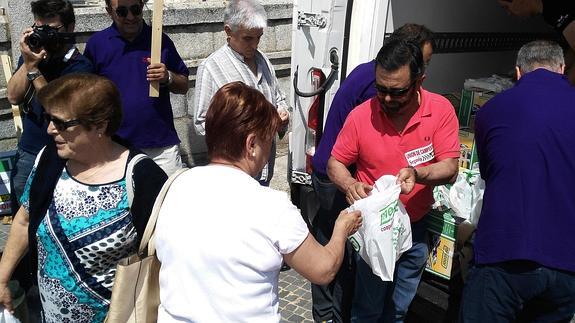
311;172;355;323
459;261;575;323
351;220;429;323
257;138;276;186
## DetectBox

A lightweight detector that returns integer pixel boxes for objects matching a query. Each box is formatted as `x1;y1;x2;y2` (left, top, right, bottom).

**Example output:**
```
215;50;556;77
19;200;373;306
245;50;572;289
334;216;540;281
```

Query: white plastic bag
0;308;21;323
348;175;412;281
449;168;485;226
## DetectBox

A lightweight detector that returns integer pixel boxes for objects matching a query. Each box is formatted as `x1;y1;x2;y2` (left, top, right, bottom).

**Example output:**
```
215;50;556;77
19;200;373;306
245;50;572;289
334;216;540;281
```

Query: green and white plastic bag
449;168;485;227
348;175;412;281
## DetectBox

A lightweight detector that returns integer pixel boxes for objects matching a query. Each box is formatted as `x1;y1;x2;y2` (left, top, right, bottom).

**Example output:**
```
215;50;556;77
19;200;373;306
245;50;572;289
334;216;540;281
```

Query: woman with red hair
156;81;362;322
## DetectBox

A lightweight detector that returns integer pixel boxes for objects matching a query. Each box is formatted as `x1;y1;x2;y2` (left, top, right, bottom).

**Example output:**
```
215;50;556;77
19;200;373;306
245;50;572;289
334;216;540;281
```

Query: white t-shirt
155;165;309;322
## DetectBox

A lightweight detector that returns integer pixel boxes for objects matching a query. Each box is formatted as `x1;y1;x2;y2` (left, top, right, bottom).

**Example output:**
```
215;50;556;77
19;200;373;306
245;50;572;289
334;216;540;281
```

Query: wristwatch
161;71;173;87
27;70;42;82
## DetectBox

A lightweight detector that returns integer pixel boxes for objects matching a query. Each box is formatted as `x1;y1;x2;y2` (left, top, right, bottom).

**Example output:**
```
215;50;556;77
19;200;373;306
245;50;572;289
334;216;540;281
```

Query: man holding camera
84;0;189;176
6;0;93;290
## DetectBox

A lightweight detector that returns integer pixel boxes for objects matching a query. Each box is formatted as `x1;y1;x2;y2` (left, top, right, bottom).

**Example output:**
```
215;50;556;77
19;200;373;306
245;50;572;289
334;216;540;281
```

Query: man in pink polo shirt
327;38;459;322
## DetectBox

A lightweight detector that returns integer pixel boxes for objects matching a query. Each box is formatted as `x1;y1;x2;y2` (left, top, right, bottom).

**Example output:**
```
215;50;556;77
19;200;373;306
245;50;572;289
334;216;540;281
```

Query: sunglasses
115;4;143;18
375;80;417;98
44;114;81;131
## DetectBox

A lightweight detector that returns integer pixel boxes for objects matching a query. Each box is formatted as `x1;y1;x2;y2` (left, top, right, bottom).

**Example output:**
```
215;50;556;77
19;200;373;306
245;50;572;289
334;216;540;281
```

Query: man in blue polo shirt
84;0;189;175
459;40;575;322
309;24;433;323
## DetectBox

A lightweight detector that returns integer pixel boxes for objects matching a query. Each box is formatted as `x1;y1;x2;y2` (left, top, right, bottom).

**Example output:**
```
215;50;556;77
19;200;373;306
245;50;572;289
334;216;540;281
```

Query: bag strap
139;168;187;256
125;153;149;208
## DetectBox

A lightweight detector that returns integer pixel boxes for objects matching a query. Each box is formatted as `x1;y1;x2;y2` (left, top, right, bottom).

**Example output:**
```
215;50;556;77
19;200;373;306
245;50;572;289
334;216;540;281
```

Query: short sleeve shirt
84;23;189;149
156;165;308;322
312;61;377;175
332;90;459;221
193;44;288;135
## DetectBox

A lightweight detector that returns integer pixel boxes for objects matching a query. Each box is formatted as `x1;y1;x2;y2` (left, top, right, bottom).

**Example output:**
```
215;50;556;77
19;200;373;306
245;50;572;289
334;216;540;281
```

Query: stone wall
0;0;293;166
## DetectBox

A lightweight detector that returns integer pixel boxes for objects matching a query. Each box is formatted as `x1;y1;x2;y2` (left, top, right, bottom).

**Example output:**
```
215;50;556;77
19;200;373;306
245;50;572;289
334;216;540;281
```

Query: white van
287;0;556;318
287;0;555;224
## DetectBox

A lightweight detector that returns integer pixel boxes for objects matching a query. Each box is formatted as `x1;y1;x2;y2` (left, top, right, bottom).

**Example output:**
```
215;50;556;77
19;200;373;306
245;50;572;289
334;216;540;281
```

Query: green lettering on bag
349;236;361;252
379;200;398;226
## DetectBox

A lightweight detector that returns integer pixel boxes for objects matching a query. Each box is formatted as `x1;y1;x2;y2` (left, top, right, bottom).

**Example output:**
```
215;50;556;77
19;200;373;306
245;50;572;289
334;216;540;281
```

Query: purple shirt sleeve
312;60;378;175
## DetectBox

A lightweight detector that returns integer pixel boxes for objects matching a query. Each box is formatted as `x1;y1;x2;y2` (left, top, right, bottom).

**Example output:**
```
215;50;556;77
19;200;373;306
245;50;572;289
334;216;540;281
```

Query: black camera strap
56;32;76;46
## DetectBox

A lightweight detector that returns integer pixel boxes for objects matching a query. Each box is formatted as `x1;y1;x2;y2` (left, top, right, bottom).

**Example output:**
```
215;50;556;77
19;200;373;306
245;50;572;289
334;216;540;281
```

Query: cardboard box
425;209;458;280
459;129;478;170
458;89;494;128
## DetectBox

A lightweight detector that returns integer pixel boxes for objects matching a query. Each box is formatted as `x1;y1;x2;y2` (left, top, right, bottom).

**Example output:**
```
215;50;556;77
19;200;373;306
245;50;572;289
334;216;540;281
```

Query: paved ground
0;220;8;250
279;269;314;323
271;139;315;322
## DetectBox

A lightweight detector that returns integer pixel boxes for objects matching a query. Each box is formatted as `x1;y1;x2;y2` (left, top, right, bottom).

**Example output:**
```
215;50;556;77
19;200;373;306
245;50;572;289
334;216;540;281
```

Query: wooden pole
1;55;23;139
149;0;164;97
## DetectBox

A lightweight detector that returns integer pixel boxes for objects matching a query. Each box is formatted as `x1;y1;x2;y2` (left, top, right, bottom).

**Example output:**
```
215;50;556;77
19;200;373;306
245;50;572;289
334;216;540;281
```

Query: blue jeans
459;261;575;322
10;149;37;215
351;219;429;323
311;173;355;322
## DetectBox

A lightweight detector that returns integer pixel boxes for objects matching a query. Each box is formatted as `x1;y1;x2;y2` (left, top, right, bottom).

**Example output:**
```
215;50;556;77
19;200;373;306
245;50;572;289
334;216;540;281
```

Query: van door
288;0;390;194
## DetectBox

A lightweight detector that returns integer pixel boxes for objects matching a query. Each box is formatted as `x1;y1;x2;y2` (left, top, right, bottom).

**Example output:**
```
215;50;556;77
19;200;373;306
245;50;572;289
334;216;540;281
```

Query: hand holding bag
347;175;412;281
105;167;187;323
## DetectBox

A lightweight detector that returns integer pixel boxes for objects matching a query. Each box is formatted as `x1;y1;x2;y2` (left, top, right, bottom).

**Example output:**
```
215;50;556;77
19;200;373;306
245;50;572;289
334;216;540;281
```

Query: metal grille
386;32;562;53
432;32;561;53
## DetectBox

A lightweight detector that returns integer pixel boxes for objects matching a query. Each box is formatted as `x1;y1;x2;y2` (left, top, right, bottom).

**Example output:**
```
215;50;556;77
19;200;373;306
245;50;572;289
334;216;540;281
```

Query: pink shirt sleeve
331;111;360;166
433;103;460;161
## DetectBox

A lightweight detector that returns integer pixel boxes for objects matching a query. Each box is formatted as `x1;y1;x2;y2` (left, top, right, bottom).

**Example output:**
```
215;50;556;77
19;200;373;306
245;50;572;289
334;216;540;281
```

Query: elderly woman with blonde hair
156;81;362;322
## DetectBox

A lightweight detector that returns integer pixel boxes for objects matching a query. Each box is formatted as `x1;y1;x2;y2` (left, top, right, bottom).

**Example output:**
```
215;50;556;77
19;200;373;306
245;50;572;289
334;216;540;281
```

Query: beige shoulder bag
105;166;187;323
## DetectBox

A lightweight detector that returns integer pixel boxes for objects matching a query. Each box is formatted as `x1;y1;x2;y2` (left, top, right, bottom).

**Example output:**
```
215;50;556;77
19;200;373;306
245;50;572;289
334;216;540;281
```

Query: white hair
224;0;267;31
516;40;565;74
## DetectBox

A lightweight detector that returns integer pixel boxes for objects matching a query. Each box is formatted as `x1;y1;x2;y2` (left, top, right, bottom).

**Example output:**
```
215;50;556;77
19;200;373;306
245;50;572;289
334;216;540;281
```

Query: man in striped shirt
193;0;289;186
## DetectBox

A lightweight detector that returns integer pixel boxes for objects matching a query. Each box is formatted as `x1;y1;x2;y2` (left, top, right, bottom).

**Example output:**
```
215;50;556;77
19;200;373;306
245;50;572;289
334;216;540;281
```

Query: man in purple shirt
459;40;575;322
85;0;189;175
309;24;433;323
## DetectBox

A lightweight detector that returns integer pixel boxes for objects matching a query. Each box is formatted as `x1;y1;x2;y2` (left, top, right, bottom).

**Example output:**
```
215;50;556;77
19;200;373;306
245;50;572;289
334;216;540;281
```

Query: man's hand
278;108;289;127
396;167;416;194
20;28;46;71
497;0;537;17
334;209;363;236
0;282;13;313
345;181;373;205
146;58;169;83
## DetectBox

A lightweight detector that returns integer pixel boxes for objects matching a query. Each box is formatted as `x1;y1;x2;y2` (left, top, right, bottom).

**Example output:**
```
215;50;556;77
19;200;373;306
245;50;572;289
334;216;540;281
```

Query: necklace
67;146;128;184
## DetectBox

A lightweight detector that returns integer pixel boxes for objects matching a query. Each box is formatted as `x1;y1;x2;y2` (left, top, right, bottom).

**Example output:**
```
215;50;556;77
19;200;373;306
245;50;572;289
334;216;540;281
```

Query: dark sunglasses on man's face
115;4;143;18
44;113;81;132
375;80;416;98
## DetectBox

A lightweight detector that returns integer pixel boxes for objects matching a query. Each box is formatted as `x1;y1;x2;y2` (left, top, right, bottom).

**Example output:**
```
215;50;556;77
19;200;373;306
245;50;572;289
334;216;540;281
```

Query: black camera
26;25;75;51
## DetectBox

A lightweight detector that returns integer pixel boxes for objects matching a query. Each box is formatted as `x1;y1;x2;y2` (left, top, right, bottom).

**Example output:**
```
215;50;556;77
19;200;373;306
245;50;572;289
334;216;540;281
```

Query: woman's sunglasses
44;114;81;132
115;4;143;18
